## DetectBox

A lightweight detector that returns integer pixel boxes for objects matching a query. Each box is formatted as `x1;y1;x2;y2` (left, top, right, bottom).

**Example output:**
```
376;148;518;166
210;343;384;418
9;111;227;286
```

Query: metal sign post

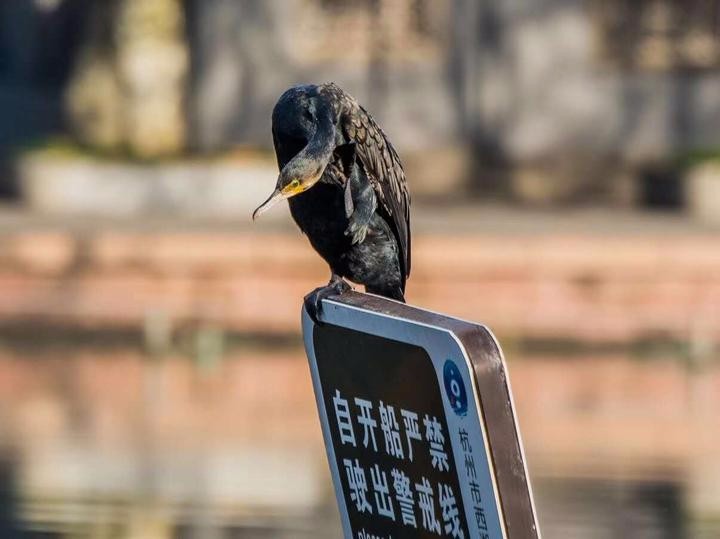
303;291;540;539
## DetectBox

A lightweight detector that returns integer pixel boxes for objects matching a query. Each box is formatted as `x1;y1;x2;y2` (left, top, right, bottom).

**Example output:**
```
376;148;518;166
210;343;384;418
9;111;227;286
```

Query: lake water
0;334;717;538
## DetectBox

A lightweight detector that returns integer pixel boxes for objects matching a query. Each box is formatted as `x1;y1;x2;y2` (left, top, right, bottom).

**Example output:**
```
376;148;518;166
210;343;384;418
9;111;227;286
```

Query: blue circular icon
443;360;468;416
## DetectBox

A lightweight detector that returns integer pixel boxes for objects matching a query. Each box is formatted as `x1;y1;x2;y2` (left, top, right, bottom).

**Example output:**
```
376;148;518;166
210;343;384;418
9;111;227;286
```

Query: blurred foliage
16;137;275;166
66;0;188;159
676;148;720;169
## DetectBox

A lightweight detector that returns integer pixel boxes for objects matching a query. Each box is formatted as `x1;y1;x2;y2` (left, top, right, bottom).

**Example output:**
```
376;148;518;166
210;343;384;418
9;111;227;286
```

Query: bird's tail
366;286;405;303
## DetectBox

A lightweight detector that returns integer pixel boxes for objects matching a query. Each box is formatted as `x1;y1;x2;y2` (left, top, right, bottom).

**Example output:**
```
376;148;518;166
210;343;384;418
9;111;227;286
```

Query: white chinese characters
425;414;450;472
332;389;450;469
391;468;417;527
401;409;422;461
355;397;379;451
343;458;372;514
439;484;465;538
332;389;467;537
333;390;357;447
379;401;404;459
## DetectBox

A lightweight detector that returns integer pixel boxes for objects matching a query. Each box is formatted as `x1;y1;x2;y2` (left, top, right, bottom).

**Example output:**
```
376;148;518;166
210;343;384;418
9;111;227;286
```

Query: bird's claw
304;278;352;325
344;216;370;245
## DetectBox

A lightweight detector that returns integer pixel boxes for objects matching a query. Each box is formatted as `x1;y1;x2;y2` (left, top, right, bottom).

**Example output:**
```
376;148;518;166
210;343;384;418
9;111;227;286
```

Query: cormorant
253;82;411;320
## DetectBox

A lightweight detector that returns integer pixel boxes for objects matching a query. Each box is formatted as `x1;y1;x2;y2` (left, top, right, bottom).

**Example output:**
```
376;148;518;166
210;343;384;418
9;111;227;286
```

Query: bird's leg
344;163;377;245
303;273;352;325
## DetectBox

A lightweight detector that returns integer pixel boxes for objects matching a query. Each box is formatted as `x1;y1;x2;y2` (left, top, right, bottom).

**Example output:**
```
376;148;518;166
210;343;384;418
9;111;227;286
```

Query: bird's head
253;88;339;220
251;152;326;220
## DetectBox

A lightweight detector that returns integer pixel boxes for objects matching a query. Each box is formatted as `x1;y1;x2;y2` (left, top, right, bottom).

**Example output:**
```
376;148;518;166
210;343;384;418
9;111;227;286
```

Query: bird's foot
344;214;371;245
304;277;352;325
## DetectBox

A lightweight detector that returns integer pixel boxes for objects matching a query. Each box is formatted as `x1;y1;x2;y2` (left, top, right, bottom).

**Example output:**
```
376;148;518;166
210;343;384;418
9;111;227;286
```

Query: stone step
0;229;718;343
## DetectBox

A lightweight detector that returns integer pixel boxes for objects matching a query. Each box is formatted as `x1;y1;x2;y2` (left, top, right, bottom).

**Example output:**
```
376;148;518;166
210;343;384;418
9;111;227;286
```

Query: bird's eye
290;179;301;189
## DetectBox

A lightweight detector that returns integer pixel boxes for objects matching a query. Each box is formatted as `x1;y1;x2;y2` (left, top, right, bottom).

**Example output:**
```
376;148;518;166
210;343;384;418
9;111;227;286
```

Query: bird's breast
288;182;350;263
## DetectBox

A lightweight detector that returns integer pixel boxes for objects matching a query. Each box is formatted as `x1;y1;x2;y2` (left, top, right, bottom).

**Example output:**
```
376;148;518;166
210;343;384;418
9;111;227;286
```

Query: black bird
253;82;411;320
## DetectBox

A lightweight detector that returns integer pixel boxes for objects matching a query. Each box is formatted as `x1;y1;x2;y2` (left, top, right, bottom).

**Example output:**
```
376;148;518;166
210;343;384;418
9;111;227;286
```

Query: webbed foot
344;214;371;245
303;276;352;325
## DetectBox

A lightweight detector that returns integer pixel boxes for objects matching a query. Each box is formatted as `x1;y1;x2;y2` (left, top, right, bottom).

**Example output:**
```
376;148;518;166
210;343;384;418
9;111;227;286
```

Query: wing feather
322;84;411;284
356;107;412;282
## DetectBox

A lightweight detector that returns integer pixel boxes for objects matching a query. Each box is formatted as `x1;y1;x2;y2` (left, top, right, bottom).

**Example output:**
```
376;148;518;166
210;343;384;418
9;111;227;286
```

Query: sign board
302;291;540;539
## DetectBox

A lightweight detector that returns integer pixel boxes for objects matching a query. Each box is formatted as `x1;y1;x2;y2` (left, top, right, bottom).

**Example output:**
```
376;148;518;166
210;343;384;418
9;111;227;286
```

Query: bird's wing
325;85;412;283
351;106;412;282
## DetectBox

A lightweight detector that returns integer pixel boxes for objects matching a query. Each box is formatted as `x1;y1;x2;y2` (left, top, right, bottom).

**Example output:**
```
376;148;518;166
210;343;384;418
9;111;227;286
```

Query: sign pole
303;291;540;539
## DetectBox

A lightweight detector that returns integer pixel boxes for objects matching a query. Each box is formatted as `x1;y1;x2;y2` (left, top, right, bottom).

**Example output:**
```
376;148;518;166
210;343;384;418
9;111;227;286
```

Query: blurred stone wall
67;0;188;157
183;0;457;154
181;0;720;162
453;0;720;202
450;0;720;164
3;1;720;202
182;0;720;202
0;0;88;148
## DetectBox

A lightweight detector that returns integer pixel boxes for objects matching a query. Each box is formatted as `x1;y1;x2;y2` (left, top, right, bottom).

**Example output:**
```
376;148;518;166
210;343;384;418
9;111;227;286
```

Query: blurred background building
0;1;719;538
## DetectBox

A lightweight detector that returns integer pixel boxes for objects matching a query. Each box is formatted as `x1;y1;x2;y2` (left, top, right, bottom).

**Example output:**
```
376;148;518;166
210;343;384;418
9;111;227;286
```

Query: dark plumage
253;82;411;315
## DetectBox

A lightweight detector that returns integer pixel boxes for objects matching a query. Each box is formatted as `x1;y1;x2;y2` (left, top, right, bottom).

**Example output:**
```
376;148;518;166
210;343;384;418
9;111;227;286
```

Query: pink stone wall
0;231;717;343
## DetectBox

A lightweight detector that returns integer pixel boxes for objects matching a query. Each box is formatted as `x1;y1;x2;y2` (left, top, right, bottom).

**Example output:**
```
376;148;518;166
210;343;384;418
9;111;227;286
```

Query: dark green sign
303;292;540;539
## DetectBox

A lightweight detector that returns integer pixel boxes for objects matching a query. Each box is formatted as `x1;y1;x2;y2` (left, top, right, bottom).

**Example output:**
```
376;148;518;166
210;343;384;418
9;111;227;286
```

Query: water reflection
0;338;717;538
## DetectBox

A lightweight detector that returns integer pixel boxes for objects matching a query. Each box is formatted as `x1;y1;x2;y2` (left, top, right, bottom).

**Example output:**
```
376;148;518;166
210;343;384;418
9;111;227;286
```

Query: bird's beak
252;188;285;220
